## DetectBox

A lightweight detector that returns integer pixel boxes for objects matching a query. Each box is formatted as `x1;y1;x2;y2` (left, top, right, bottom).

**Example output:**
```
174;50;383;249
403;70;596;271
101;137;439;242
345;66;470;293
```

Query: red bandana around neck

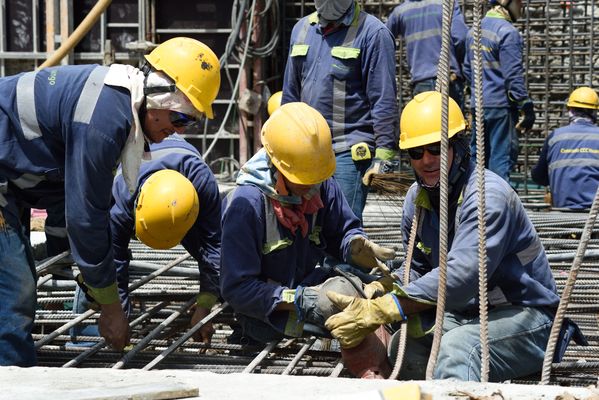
270;175;324;237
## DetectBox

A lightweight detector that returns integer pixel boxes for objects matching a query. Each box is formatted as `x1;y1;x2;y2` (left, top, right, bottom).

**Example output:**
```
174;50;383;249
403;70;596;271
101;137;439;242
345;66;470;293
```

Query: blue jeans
470;107;518;182
413;77;465;111
333;150;371;221
388;306;553;381
0;222;37;366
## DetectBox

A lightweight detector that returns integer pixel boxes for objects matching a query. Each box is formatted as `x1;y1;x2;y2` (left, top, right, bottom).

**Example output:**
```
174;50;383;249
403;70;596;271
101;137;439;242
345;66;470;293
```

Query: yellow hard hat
261;102;336;185
135;169;199;250
400;91;466;149
145;37;221;119
567;87;599;110
267;91;283;116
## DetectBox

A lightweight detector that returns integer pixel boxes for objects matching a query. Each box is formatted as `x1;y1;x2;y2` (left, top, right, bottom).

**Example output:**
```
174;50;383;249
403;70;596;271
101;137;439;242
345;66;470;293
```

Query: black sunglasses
169;111;198;128
407;143;442;160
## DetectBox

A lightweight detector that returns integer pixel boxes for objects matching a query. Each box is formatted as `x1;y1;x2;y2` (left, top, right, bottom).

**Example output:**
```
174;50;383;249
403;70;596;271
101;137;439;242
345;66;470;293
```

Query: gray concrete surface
1;366;597;400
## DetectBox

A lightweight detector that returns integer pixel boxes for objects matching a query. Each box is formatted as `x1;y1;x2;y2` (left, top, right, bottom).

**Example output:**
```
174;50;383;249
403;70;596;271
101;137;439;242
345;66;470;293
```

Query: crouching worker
73;134;221;346
325;91;560;381
220;102;396;378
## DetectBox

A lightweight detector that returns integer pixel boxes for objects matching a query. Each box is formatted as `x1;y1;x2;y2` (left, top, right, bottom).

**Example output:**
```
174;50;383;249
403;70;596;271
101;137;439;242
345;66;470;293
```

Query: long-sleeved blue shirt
0;65;131;301
463;11;529;107
220;177;363;332
400;163;559;311
111;134;221;296
282;3;398;154
531;119;599;209
386;0;468;83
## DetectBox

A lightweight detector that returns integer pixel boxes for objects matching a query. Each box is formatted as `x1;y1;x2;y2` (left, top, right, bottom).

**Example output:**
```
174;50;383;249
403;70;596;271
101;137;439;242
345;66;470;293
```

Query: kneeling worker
220;102;396;377
326;91;560;381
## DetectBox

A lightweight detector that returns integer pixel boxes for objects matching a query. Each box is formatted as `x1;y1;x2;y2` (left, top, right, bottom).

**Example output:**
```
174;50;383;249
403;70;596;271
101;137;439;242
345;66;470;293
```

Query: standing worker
463;0;535;182
386;0;469;108
73;134;222;346
532;87;599;209
0;37;220;366
325;92;560;381
220;102;396;377
282;0;399;221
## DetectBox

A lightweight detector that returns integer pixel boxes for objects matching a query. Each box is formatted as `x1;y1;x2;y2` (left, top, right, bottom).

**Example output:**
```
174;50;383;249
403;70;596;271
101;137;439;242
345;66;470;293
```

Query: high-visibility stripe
397;0;442;13
548;132;599;146
16;71;42;140
11;173;45;189
482;29;500;44
73;66;110;124
405;28;442;45
516;238;542;266
549;158;599;174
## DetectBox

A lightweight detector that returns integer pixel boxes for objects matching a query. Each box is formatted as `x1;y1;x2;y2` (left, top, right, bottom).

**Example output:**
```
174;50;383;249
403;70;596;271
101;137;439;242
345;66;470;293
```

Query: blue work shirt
282;2;398;154
220;177;363;333
386;0;468;83
463;11;529;107
0;65;131;299
531;119;599;209
111;134;221;296
400;163;559;311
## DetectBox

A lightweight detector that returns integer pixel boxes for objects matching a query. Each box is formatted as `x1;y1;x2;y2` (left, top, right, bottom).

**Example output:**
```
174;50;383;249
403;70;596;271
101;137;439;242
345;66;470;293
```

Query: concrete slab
1;367;597;400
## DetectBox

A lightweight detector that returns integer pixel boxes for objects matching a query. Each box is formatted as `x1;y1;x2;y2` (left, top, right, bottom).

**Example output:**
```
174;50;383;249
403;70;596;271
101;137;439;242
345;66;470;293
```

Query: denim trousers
0;222;37;366
333;150;372;221
470;107;518;183
413;78;465;111
388;306;554;382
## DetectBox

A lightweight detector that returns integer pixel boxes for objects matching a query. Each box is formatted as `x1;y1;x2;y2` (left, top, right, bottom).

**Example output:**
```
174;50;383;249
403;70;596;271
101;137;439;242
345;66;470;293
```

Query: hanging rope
389;203;422;380
426;0;454;381
471;0;490;382
540;186;599;384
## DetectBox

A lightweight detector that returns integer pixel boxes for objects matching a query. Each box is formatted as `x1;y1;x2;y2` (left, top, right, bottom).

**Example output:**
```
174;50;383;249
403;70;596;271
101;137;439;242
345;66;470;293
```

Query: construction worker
463;0;535;183
532;87;599;209
281;0;399;221
0;37;220;366
325;92;560;381
386;0;469;108
220;102;395;375
72;134;221;346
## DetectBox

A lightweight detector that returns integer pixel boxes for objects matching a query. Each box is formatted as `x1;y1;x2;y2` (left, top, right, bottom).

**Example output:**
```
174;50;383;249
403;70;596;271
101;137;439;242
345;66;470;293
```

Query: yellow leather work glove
324;292;406;349
363;275;396;299
349;236;395;272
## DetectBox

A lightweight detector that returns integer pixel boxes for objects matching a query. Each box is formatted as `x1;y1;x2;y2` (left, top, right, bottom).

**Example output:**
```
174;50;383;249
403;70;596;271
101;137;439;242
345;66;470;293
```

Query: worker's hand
516;98;535;132
361;148;398;186
363;275;396;299
191;306;215;346
98;301;130;351
325;292;406;348
348;236;395;272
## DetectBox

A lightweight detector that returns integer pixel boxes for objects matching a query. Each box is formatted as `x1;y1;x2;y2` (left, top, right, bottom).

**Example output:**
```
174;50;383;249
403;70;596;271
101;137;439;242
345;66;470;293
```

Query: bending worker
220;102;396;378
282;0;399;220
326;91;560;381
0;37;220;366
463;0;535;182
532;87;599;210
73;134;221;346
386;0;468;108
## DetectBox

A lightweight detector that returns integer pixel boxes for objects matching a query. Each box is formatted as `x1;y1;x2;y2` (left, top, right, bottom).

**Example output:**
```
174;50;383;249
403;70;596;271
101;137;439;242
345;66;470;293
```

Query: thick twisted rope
426;0;454;380
389;204;422;380
472;0;490;382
